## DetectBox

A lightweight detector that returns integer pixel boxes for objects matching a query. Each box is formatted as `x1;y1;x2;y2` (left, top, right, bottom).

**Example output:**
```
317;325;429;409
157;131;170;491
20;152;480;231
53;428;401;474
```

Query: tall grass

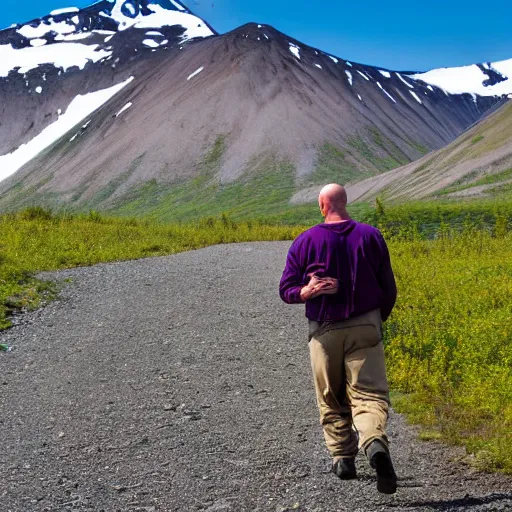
0;207;303;329
385;226;512;472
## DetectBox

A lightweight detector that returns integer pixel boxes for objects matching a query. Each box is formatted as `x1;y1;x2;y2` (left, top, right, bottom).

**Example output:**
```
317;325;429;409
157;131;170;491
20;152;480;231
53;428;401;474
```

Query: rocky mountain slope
344;99;512;202
0;0;510;216
0;0;214;177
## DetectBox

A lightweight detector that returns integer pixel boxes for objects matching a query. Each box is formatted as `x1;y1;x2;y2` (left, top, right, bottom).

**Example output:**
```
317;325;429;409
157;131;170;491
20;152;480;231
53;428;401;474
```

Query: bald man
279;184;398;494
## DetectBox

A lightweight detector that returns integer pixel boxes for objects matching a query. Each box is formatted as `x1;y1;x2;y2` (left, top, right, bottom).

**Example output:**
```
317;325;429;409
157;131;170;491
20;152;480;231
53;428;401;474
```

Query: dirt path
1;242;510;512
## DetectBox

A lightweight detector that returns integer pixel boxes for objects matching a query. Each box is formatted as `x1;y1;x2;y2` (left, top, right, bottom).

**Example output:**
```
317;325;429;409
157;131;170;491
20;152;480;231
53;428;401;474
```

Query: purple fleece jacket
279;220;397;322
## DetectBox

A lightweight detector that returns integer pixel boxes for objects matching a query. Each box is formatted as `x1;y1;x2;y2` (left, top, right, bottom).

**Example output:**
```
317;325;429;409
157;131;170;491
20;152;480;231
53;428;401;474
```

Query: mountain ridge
0;1;510;218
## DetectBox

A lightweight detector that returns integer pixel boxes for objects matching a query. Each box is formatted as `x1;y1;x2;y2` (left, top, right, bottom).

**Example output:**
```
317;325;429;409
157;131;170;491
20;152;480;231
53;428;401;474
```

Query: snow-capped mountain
0;0;215;179
409;59;512;97
0;2;509;215
0;0;213;77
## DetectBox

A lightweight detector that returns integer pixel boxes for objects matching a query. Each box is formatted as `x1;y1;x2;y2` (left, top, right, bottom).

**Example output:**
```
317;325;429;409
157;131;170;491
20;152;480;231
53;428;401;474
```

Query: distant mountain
0;1;509;218
346;100;512;202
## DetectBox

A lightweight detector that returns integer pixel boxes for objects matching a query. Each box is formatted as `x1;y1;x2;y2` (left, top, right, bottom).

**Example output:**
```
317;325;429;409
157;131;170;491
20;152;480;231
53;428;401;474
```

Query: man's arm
279;242;305;304
279;241;339;304
374;231;397;322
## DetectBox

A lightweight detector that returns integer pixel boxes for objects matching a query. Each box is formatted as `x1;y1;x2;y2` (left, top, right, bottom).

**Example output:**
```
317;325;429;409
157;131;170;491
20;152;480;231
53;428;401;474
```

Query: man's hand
300;275;339;301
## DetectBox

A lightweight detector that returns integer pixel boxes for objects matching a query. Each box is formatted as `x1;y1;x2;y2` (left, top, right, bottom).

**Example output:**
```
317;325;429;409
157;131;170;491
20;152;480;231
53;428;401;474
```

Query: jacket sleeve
279;240;305;304
373;231;397;322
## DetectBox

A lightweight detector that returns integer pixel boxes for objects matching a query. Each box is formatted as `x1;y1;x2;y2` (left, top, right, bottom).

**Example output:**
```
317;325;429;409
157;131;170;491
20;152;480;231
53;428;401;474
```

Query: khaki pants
309;310;390;459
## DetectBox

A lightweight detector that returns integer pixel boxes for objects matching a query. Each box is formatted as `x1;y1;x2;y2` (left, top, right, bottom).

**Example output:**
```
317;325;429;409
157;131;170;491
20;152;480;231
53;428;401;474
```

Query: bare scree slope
0;0;511;213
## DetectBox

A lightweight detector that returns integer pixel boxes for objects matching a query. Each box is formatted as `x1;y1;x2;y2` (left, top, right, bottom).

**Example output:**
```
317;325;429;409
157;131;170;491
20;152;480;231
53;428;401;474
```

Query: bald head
318;184;349;220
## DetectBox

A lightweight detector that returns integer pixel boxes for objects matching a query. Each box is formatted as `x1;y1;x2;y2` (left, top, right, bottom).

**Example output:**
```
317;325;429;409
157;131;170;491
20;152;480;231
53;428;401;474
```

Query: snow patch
315;64;322;69
383;90;397;103
146;31;164;36
0;41;112;77
17;19;76;39
377;82;396;103
55;32;91;41
427;85;434;91
125;3;136;15
142;39;160;48
187;66;204;80
50;7;79;15
35;86;43;94
379;70;391;78
30;39;47;47
345;70;353;86
410;58;512;96
409;90;422;104
115;102;132;117
396;73;414;88
357;70;370;81
329;56;338;64
346;61;352;67
357;94;363;101
289;43;300;60
0;77;134;183
109;3;213;41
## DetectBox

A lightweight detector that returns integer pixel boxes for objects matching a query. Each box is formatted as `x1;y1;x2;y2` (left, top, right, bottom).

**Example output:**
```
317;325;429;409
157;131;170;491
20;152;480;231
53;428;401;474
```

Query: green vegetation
347;129;410;172
362;198;512;237
0;206;304;330
459;102;512;157
109;137;394;223
385;227;512;473
408;139;430;156
304;142;364;186
437;168;512;196
1;200;511;473
0;131;421;223
109;159;302;222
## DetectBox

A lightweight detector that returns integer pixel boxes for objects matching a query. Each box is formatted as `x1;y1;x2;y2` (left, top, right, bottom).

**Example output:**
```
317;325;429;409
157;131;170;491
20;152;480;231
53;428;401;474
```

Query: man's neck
324;211;352;224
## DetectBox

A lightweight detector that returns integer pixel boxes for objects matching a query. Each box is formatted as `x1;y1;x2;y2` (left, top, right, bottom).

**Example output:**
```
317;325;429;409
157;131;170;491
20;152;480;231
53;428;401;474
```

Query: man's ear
319;199;325;217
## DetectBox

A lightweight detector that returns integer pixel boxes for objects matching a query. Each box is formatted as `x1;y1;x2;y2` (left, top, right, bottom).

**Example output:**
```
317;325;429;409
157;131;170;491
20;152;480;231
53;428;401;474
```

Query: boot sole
372;452;397;494
335;471;357;480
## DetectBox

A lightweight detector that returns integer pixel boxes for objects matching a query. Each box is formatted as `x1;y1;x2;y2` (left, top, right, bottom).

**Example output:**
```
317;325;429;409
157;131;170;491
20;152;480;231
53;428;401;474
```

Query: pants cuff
362;435;389;453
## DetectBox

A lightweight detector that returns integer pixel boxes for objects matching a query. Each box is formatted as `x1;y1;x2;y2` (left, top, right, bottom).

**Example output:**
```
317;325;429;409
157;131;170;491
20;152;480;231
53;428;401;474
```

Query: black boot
331;457;357;480
366;440;397;494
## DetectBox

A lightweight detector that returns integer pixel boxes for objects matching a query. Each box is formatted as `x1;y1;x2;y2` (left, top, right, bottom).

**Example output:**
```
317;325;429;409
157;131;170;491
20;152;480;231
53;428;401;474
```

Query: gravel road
1;242;511;512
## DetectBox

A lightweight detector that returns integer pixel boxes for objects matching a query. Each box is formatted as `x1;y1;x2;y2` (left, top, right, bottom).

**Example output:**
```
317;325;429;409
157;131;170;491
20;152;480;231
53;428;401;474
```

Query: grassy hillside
347;101;512;203
364;198;512;237
1;205;511;473
0;125;420;222
0;207;304;331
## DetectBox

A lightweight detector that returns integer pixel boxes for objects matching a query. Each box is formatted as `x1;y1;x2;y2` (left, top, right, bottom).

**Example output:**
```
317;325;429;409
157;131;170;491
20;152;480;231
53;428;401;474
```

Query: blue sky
2;0;511;71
